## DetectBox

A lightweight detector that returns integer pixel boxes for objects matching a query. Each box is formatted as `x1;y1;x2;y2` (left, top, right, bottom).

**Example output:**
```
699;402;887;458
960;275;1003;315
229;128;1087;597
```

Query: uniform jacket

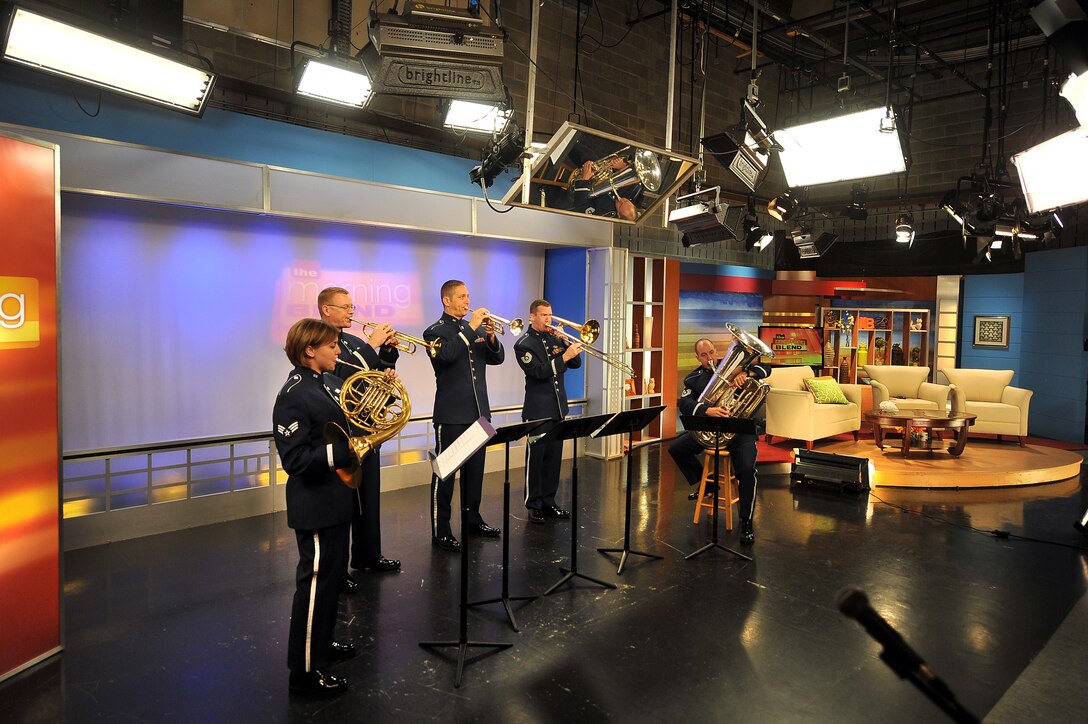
272;366;354;530
678;362;771;417
514;326;582;420
334;330;399;382
424;312;505;424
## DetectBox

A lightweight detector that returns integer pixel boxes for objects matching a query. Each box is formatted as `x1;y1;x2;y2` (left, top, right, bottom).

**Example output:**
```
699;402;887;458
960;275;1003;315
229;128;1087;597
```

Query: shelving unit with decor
820;307;932;384
625;256;666;445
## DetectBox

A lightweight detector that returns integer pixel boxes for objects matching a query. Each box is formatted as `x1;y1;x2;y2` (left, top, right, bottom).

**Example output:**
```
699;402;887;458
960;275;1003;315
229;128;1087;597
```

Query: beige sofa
764;365;864;450
861;365;954;411
941;368;1032;446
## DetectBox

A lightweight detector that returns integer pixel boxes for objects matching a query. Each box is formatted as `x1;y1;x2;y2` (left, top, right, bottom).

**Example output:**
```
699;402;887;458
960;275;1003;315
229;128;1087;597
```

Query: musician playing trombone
668;338;770;544
423;279;506;552
318;286;401;586
514;299;582;524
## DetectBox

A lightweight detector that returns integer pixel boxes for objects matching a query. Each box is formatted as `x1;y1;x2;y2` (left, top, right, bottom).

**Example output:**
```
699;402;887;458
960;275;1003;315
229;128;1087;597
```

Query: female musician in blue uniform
514;299;582;523
273;318;356;696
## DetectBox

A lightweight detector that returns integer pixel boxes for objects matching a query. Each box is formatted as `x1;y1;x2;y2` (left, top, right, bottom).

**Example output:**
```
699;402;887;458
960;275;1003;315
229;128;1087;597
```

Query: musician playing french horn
514;299;582;524
569;158;639;221
273;318;356;696
318;286;401;584
668;336;771;544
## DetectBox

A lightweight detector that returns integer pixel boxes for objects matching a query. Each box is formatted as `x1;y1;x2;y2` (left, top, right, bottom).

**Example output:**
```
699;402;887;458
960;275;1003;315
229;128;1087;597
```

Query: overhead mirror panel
500;122;700;224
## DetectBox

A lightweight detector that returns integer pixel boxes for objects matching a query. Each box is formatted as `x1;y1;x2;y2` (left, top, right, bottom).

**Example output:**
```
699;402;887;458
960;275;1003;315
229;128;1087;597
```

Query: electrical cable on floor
867;490;1088;552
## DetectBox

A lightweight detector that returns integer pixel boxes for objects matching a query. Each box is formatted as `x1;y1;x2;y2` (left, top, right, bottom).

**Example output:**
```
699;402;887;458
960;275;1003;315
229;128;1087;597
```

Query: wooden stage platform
762;438;1085;489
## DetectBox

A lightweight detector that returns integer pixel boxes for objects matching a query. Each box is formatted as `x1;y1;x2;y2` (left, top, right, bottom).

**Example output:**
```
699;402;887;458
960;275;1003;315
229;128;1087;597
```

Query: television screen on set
757;326;822;367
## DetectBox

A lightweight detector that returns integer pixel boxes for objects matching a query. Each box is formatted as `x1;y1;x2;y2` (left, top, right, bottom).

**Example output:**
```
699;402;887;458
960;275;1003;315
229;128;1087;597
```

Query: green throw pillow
803;377;850;404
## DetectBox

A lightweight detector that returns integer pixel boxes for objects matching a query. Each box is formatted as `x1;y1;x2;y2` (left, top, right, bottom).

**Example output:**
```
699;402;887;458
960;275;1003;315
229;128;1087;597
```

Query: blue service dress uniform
333;330;399;569
667;361;770;522
514;326;581;511
423;312;505;540
272;366;354;676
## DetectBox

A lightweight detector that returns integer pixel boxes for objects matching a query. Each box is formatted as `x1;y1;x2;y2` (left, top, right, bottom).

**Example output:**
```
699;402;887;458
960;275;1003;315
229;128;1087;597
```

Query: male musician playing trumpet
668;338;770;544
514;300;582;524
318;286;401;586
423;280;505;552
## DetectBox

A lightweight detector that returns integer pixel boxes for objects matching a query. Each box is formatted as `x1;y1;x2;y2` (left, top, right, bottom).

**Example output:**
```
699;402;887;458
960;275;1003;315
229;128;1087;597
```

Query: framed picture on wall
973;315;1010;348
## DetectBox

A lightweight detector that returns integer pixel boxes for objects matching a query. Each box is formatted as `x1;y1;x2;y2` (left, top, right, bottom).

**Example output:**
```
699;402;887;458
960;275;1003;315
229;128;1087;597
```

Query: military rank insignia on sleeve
521;351;533;363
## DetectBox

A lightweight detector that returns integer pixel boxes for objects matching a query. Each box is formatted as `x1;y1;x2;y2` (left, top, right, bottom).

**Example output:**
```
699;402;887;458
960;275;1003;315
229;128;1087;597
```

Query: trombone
466;309;524;336
351;318;442;358
548;316;635;378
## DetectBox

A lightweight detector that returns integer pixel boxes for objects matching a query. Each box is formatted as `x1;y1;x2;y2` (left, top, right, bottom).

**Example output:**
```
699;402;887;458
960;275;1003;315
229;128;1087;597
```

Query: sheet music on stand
429;417;497;481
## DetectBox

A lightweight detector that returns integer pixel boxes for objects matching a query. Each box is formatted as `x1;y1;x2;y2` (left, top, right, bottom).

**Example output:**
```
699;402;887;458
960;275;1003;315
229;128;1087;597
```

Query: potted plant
872;337;886;365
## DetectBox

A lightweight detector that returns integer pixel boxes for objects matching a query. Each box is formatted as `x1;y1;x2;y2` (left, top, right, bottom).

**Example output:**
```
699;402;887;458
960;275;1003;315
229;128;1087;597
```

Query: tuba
324;362;411;488
692;323;775;448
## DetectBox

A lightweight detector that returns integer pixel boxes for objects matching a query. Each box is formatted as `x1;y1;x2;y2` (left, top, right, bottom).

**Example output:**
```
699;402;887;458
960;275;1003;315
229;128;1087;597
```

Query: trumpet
466;309;524;336
351;318;442;358
548;317;634;378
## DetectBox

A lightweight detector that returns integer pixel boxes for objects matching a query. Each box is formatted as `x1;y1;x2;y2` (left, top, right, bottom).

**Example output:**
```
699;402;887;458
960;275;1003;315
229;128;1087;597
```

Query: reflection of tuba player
568;158;639;221
318;287;402;588
668;338;770;544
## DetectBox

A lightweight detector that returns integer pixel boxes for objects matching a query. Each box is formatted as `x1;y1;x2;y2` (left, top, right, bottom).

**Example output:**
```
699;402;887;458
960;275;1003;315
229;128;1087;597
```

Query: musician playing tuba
319;286;402;584
272;318;356;696
668;332;772;545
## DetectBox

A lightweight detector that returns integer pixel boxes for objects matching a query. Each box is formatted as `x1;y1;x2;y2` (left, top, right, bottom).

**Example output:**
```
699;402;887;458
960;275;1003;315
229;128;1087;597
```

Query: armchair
941;368;1032;446
764;365;864;450
861;365;953;411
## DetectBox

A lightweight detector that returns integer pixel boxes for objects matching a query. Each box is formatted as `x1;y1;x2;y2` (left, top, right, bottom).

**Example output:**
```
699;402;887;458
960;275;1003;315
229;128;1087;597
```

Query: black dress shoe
366;556;400;572
289;669;348;696
740;518;755;544
329;641;356;660
339;576;359;594
432;535;460;551
687;489;701;501
468;522;501;537
543;505;571;519
527;508;546;524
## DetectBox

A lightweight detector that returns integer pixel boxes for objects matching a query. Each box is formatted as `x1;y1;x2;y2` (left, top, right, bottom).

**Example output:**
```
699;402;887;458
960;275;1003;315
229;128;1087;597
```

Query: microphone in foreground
837;586;979;724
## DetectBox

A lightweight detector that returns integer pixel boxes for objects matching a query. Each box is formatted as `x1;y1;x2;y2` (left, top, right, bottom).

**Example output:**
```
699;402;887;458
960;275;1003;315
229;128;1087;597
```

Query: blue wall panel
960;274;1024;378
543;248;589;399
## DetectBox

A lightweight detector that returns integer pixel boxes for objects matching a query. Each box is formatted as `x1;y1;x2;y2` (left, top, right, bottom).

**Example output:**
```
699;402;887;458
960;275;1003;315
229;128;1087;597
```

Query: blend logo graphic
0;276;39;349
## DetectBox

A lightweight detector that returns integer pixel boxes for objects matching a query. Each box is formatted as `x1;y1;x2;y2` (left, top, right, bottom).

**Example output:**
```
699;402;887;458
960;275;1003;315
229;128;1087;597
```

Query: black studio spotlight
469;124;526;188
768;189;801;222
894;212;915;244
790;226;837;259
841;183;869;221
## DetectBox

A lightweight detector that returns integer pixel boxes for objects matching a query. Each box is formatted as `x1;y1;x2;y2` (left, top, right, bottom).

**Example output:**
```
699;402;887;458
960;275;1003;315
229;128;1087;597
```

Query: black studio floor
3;448;1088;724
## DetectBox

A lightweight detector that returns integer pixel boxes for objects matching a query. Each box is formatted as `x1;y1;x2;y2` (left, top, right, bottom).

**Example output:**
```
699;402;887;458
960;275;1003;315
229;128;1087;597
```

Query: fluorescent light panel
3;7;214;115
296;58;372;107
1061;70;1088;127
444;100;511;133
1012;126;1088;212
775;107;907;187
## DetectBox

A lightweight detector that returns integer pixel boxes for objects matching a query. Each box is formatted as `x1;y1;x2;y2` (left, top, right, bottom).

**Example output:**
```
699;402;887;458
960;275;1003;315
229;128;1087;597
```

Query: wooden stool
692;448;740;529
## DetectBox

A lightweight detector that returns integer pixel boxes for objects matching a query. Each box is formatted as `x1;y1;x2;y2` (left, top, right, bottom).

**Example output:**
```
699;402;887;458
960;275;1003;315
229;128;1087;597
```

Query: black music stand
420;423;510;688
466;418;550;632
679;414;755;562
540;412;619;596
595;406;667;574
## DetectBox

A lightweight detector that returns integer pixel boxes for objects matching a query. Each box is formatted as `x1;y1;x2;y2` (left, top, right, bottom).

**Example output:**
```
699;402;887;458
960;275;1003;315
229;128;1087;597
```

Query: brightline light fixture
775;107;908;187
295;56;372;108
443;99;512;134
1012;126;1088;212
670;187;733;247
1;6;215;115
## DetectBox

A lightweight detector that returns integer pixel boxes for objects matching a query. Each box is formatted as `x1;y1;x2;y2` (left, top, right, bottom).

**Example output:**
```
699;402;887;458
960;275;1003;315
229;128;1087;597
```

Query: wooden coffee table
864;408;978;457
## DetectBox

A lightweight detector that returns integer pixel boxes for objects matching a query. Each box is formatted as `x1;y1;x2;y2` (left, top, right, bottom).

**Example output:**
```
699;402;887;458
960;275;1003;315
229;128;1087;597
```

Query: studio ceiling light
1012;126;1088;212
841;183;869;221
790;226;837;259
1;6;215;115
443;99;512;134
670;187;733;247
768;189;802;222
295;56;372;108
894;212;915;245
774;107;908;187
